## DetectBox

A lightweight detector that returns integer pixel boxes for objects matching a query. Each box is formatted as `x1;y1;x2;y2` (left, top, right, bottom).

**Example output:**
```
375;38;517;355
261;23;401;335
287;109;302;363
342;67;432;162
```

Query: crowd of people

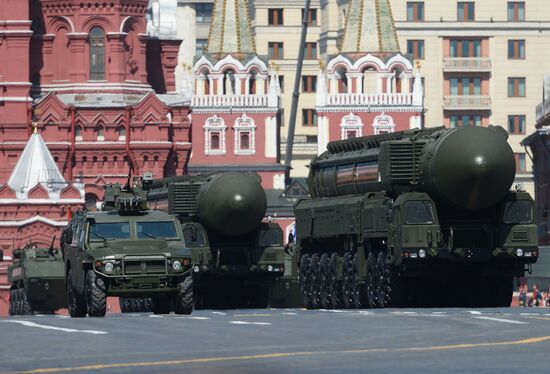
518;283;550;307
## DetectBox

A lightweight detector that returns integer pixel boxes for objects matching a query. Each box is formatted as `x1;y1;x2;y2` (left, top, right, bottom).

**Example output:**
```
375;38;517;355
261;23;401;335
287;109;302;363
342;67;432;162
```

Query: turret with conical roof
340;0;400;55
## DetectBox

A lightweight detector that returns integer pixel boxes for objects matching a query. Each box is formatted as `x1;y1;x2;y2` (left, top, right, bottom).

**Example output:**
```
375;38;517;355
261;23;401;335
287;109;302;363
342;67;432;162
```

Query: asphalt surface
1;308;550;373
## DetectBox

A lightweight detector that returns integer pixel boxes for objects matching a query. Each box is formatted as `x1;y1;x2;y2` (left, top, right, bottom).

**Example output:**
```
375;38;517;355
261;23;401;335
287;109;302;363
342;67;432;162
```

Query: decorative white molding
340;113;363;140
204;115;227;155
234;114;256;155
372;112;396;135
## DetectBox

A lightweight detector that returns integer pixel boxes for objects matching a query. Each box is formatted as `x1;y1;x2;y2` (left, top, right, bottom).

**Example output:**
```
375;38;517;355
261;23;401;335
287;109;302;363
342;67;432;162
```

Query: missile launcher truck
61;175;194;317
295;126;538;309
8;240;67;315
147;172;285;308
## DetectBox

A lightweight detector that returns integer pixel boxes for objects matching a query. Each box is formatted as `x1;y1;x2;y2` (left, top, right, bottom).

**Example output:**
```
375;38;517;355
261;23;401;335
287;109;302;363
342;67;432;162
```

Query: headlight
104;262;114;272
516;248;524;257
172;260;182;271
418;249;426;258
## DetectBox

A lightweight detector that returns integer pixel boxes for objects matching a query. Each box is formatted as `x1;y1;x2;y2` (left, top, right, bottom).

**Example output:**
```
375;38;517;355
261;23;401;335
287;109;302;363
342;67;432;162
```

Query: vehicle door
73;221;87;291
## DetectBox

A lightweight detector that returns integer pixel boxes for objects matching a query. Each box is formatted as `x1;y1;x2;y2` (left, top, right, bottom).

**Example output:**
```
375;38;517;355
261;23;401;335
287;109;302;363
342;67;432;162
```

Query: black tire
319;254;330;309
9;289;15;316
67;269;86;318
308;254;321;309
143;298;154;312
327;253;342;308
85;270;107;317
119;297;128;313
153;295;172;314
175;276;194;315
351;254;363;309
299;254;312;308
341;253;353;309
376;252;404;308
366;252;378;308
19;289;33;315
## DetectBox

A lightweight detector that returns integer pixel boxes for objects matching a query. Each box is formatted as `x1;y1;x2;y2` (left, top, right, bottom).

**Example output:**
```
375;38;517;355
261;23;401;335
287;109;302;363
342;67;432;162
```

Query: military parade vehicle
147;172;285;308
8;239;67;315
61;174;194;317
295;125;538;309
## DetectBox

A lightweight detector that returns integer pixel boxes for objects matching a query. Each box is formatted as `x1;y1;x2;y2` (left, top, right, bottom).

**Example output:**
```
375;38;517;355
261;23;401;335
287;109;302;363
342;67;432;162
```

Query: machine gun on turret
102;172;154;214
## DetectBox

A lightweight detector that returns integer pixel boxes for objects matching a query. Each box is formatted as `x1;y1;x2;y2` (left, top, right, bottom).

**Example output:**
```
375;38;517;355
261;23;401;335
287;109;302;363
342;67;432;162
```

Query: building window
195;39;208;58
305;42;317;59
372;113;396;134
508;40;525;59
450;77;482;96
406;2;424;21
96;126;105;141
268;42;284;59
508;77;526;97
118;126;126;141
340;113;363;140
75;126;83;141
449;115;482;128
508;2;525;21
302;75;317;93
234;114;256;155
204;115;227;155
303;109;318;127
457;2;475;21
89;27;105;80
407;40;425;59
508;115;526;134
268;9;284;26
450;39;481;57
515;153;526;173
301;8;318;26
195;3;213;23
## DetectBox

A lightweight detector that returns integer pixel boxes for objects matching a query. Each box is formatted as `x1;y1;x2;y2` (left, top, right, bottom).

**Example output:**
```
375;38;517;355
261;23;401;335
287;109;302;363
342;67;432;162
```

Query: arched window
75;126;83;141
89;27;105;80
96;126;105;141
223;70;236;95
118;126;126;141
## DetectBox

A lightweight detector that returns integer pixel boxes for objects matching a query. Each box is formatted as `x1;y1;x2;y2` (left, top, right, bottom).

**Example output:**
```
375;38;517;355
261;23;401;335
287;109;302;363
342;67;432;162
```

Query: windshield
136;221;178;239
90;222;131;241
258;228;283;246
404;201;436;225
183;227;207;246
503;201;533;224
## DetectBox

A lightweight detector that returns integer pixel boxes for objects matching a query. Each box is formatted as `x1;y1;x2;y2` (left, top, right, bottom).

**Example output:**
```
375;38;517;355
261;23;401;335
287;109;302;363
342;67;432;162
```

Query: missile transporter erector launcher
62;176;194;317
147;172;285;307
295;126;538;308
8;242;67;315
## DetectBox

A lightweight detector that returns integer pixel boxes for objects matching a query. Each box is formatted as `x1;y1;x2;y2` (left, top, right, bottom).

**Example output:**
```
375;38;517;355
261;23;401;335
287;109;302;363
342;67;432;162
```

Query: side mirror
65;228;73;244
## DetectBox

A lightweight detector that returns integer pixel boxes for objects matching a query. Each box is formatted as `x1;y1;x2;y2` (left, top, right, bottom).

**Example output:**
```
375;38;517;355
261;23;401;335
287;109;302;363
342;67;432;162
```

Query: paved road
1;308;550;373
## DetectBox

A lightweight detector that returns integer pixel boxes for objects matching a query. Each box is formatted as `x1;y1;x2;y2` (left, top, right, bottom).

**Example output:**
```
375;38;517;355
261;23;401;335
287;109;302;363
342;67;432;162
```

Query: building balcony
443;58;491;72
192;94;271;108
443;95;492;110
323;93;416;107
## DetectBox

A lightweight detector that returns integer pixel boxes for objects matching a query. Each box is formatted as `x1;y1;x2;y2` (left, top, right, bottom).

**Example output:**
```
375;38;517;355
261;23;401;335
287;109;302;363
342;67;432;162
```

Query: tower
190;0;284;189
316;0;424;153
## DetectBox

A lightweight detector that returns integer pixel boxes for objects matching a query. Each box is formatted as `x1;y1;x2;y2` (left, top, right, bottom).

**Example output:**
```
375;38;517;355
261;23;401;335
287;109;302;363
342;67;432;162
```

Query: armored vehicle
147;172;285;308
295;126;538;309
8;240;66;315
62;175;194;317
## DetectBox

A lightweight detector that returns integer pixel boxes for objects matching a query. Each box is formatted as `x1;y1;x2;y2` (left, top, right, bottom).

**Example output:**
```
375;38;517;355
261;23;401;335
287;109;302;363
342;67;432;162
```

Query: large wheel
299;254;311;307
19;288;33;315
67;269;86;318
308;254;321;309
9;289;16;316
366;252;378;308
341;253;354;309
175;276;194;315
153;295;172;314
85;270;107;317
351;254;363;309
376;252;404;308
119;297;129;313
327;253;341;308
144;298;154;312
319;254;330;309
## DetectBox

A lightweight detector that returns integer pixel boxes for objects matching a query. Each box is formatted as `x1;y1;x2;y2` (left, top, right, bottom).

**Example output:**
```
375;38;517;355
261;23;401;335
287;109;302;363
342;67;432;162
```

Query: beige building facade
175;0;550;188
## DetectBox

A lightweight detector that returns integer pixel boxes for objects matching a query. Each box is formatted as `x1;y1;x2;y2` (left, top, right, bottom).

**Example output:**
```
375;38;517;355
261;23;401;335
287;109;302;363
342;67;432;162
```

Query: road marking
282;312;297;315
432;312;446;315
467;311;482;315
55;315;70;319
178;316;211;320
211;311;226;315
232;314;272;317
229;321;272;326
473;316;528;325
17;335;550;373
524;316;550;321
520;313;537;316
2;320;108;335
148;315;163;318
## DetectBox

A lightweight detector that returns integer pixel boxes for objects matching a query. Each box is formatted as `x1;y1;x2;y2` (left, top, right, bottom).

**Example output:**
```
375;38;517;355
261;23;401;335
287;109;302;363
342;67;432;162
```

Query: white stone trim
204;115;227;155
0;216;69;227
340;113;363;140
0;199;84;205
233;114;256;155
372;112;396;135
